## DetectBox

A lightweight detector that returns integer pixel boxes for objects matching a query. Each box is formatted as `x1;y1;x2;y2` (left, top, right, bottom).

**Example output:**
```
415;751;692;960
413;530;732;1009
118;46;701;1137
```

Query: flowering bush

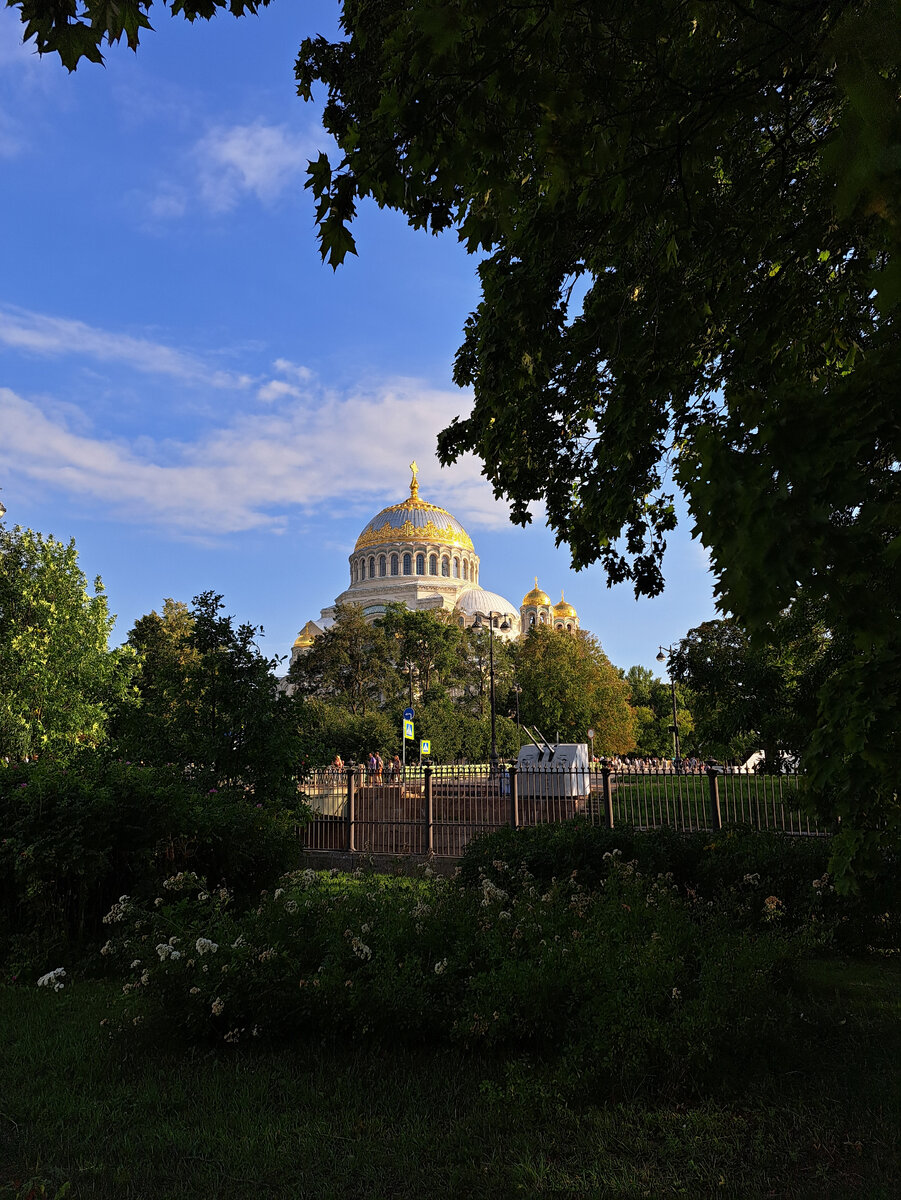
100;861;801;1096
459;821;900;951
0;755;307;972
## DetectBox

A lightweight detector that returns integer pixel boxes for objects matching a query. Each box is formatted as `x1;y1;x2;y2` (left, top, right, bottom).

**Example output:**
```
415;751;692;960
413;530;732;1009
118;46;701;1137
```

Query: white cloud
256;379;304;403
273;358;313;384
0;304;252;389
0;377;514;537
195;121;320;213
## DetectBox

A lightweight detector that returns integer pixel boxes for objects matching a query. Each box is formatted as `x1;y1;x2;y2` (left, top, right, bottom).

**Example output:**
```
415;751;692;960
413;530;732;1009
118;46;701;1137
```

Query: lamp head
500;618;511;631
656;649;666;663
472;614;484;629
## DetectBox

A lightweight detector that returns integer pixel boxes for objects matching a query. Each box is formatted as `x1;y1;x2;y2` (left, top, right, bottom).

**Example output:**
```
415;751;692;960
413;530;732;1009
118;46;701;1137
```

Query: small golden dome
522;576;552;607
553;590;578;619
293;620;321;650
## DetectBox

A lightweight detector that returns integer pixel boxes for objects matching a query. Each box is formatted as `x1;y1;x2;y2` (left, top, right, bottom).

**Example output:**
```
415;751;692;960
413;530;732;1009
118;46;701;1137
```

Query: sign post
402;711;414;772
420;739;431;766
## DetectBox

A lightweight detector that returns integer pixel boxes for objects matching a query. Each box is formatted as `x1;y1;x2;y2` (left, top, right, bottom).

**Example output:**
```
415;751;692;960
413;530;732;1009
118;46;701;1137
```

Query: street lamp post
404;660;418;706
473;611;511;770
656;645;682;771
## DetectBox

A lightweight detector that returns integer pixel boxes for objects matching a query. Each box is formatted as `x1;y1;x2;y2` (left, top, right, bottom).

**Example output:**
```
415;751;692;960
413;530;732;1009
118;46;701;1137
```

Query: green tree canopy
671;614;828;770
623;665;695;761
0;525;136;760
515;627;635;754
116;591;303;801
289;603;391;717
378;603;463;701
7;0;273;70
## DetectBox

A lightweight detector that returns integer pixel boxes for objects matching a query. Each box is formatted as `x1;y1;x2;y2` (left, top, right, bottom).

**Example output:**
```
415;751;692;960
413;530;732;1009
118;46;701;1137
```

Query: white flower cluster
351;937;372;961
211;997;225;1016
102;896;131;924
743;873;761;885
37;967;66;991
156;942;183;961
434;959;448;975
812;874;834;894
196;937;219;956
479;878;508;908
602;849;623;862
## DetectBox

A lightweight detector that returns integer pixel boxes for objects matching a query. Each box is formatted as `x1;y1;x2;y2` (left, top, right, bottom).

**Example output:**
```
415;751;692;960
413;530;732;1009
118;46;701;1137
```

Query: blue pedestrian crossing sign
420;740;431;756
403;720;414;740
403;707;415;721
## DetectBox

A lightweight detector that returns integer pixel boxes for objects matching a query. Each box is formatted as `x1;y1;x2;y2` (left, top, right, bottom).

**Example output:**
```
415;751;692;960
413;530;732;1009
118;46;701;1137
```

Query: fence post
346;765;356;852
424;764;434;854
509;764;519;830
601;760;614;830
707;766;723;832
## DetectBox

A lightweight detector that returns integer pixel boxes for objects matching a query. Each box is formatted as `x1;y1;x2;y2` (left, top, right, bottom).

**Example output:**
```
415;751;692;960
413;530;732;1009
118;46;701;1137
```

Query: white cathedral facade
291;464;579;662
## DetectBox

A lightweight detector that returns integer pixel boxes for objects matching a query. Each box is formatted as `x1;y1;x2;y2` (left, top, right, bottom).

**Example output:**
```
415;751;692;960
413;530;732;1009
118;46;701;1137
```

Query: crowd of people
330;752;404;783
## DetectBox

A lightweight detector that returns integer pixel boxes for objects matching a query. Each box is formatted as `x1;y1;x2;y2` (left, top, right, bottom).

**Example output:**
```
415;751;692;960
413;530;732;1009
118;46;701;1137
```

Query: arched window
463;561;468;581
416;553;425;575
429;555;438;576
360;558;366;580
556;622;563;630
539;613;546;624
566;623;572;631
458;616;465;627
403;553;412;575
453;557;460;578
369;556;375;579
379;555;386;577
390;554;399;576
441;557;450;577
529;614;535;627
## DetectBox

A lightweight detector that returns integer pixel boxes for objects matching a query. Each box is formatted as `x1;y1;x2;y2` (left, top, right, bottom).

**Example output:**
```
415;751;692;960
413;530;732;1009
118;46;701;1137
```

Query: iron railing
299;762;822;858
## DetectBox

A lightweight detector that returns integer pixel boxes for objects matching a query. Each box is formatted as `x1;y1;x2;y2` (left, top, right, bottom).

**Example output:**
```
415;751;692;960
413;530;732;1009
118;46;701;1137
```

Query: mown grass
1;955;898;1199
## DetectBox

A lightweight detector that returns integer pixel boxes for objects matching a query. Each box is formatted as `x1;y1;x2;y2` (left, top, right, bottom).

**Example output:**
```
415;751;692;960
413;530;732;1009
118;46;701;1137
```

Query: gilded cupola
354;460;475;553
522;577;552;608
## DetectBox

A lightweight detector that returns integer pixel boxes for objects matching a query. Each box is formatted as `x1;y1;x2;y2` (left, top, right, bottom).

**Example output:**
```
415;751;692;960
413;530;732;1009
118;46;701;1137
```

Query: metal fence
300;762;823;858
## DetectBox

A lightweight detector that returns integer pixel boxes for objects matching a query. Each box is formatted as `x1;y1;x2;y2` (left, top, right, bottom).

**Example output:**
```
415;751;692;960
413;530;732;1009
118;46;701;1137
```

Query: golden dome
553;590;578;619
354;462;474;552
293;620;321;650
522;576;552;607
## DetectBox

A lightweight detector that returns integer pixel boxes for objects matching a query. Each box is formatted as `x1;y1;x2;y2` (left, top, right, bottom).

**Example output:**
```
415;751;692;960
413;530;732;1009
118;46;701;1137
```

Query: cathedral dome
354;464;474;553
456;586;519;622
553;591;578;619
522;577;551;607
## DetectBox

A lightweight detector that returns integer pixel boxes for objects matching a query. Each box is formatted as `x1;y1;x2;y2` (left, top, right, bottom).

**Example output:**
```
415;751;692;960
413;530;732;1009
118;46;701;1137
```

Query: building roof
456;586;519;621
553;590;578;619
354;463;474;553
522;576;552;607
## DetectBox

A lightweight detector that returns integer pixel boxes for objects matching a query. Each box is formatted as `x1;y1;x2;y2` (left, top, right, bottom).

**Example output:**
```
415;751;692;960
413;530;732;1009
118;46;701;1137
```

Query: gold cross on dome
409;460;420;497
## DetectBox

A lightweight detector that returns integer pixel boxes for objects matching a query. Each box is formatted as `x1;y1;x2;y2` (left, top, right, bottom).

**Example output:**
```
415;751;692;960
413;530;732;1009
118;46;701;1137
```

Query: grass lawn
1;955;898;1200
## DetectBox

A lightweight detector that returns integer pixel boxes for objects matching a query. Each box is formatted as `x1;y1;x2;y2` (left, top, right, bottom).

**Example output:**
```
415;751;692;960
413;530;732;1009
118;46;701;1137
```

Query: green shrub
100;862;801;1098
459;820;900;951
0;756;307;972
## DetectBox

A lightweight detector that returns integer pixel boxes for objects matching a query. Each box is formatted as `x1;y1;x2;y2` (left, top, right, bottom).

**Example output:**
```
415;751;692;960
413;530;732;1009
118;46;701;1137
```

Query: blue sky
0;3;718;674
